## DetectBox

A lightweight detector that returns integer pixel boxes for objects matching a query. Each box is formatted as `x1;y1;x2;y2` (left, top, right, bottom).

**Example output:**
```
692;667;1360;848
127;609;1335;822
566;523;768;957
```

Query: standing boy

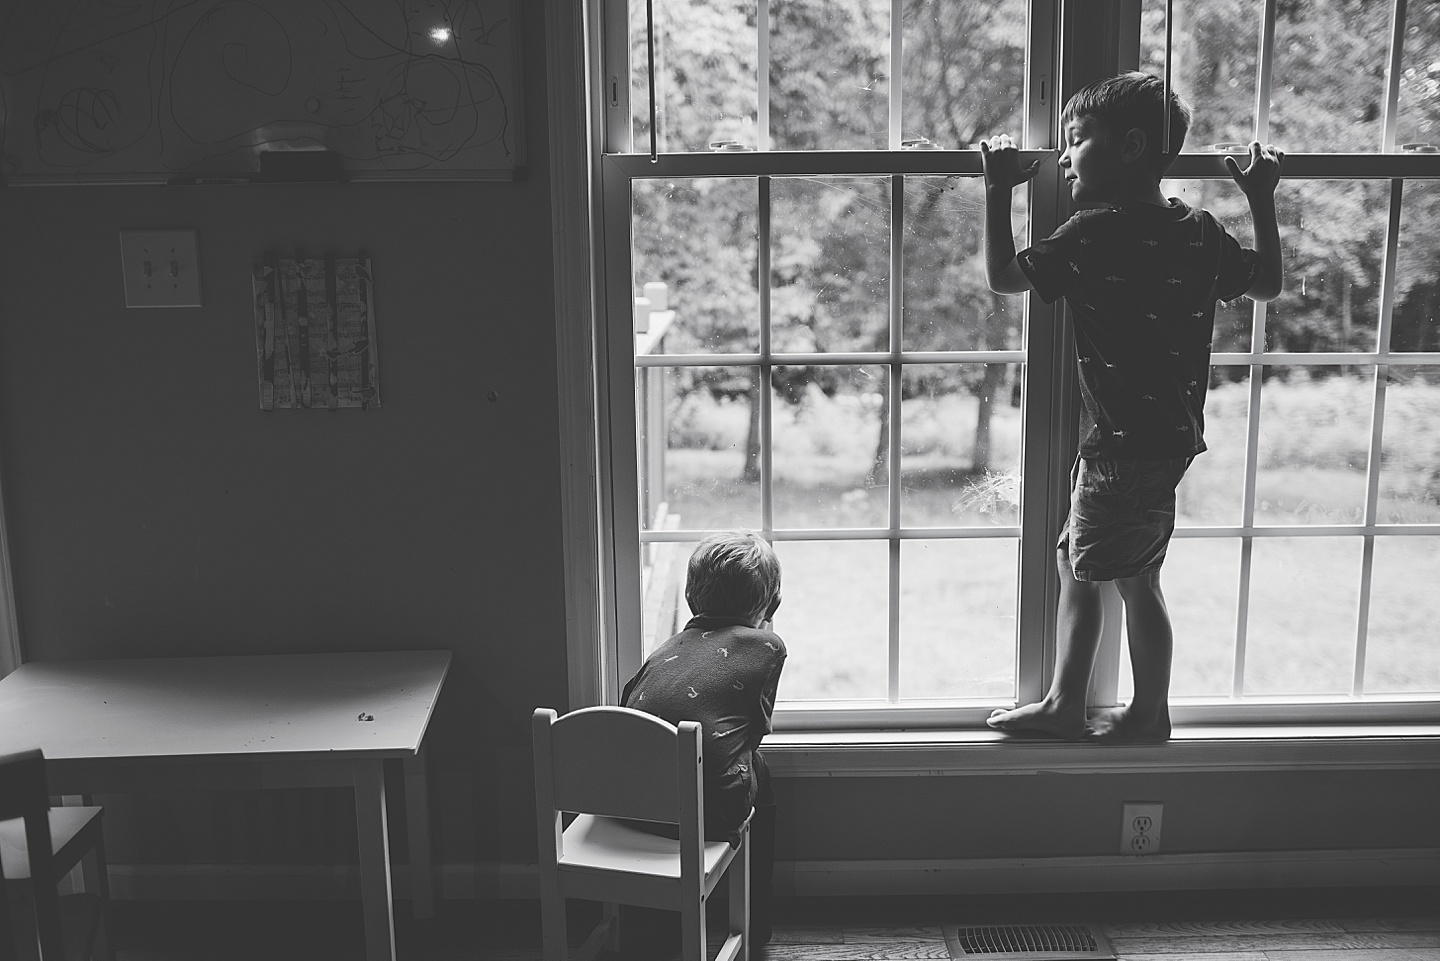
622;530;786;942
979;72;1283;742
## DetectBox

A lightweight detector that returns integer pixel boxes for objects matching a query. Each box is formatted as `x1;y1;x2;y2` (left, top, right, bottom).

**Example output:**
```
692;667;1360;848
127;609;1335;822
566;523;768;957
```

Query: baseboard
775;848;1440;896
105;848;1440;901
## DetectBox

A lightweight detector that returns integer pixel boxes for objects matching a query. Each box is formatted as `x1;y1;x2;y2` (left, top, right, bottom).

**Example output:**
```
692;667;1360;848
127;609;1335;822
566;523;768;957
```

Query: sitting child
622;530;787;943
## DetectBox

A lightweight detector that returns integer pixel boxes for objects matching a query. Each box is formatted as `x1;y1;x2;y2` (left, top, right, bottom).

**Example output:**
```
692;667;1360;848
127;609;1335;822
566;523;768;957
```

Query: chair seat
560;814;736;884
0;808;105;880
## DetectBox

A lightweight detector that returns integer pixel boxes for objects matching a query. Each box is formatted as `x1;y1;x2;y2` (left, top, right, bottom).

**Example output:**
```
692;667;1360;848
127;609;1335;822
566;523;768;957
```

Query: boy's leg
749;753;777;944
986;544;1104;740
1088;572;1173;742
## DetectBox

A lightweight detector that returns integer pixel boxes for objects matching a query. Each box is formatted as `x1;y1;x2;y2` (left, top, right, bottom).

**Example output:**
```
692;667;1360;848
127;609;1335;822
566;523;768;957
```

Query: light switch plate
120;229;202;307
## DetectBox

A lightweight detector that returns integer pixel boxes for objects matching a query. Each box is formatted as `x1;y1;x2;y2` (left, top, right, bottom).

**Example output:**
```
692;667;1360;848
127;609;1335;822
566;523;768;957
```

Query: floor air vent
943;923;1117;961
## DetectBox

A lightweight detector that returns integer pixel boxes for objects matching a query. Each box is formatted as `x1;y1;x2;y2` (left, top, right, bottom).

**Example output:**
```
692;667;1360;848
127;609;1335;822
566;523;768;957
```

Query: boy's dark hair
1062;71;1191;174
685;531;782;624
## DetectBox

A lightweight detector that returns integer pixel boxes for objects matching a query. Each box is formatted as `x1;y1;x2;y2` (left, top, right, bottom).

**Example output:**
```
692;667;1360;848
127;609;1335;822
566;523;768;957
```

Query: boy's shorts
1058;455;1192;582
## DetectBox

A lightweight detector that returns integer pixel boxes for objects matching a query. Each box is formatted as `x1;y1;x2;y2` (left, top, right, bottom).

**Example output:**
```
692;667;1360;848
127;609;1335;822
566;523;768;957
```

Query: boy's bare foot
1085;705;1171;743
986;700;1087;741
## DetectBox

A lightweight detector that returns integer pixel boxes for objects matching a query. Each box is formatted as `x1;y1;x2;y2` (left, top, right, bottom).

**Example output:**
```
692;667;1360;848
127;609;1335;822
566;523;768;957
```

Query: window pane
1255;366;1371;526
1379;366;1440;524
901;364;1022;528
1155;537;1240;698
641;536;692;658
1270;1;1392;152
1392;181;1440;353
1162;180;1254;350
903;176;1024;352
772;365;888;529
770;176;890;354
1365;536;1440;694
773;540;889;700
633;0;758;152
901;0;1026;149
1244;537;1362;696
1177;368;1249;526
1397;1;1440;151
1140;0;1263;151
633;178;759;353
1266;181;1388;353
899;539;1018;700
769;1;889;150
639;366;763;532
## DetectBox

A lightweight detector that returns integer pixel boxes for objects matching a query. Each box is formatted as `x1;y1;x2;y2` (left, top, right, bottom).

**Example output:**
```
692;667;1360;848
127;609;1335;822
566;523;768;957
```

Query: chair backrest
533;706;704;825
0;748;65;958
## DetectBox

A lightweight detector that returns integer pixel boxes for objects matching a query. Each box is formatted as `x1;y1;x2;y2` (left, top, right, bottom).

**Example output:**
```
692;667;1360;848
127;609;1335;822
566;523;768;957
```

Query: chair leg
539;886;568;961
83;836;114;961
749;797;777;946
681;897;706;961
729;826;751;961
601;901;620;953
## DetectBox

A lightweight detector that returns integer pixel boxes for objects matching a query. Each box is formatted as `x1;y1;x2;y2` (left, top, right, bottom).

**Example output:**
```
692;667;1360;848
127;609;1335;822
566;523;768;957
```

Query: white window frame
1141;0;1440;725
555;0;1440;736
0;464;23;677
599;0;1068;730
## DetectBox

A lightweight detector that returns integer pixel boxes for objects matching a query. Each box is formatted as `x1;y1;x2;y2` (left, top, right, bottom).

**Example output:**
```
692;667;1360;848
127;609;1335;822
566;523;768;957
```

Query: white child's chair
531;706;751;961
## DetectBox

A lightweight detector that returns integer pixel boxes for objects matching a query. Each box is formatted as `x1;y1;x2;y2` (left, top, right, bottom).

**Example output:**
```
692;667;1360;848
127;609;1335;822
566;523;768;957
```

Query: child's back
1018;194;1258;459
622;612;784;837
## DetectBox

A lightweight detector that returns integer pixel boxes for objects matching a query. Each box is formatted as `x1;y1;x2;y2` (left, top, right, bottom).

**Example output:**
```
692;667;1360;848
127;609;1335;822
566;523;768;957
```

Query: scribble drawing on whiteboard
0;1;522;181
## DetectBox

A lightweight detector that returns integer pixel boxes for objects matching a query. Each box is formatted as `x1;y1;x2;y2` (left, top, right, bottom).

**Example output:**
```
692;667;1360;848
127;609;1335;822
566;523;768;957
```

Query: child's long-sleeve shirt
1018;198;1261;459
622;613;786;840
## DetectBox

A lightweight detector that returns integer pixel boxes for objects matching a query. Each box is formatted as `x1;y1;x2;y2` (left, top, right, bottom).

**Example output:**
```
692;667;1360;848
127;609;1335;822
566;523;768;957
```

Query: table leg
353;760;397;961
402;749;435;918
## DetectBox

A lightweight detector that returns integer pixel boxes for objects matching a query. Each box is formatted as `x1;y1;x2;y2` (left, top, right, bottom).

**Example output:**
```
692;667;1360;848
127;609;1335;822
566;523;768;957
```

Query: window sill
764;723;1440;776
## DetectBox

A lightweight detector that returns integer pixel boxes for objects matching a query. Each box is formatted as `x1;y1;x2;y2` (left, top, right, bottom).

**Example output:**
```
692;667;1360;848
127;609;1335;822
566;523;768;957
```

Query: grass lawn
647;377;1440;703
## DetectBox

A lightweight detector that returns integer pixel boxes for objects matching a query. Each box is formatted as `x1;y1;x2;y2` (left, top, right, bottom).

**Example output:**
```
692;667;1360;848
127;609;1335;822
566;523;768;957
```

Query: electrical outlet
120;229;202;307
1120;802;1163;855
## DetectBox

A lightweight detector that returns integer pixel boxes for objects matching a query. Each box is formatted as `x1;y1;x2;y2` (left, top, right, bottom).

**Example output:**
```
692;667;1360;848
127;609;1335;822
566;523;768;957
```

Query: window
1128;0;1440;718
592;0;1440;729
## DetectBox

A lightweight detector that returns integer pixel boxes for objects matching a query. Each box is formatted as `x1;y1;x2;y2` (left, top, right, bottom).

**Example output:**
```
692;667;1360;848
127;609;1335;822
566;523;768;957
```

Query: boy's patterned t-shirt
1018;198;1260;459
622;614;786;839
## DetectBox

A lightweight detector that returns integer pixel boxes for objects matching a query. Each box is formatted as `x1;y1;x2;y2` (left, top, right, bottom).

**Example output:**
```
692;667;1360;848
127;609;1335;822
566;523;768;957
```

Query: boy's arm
754;646;785;736
1226;141;1285;301
980;135;1042;295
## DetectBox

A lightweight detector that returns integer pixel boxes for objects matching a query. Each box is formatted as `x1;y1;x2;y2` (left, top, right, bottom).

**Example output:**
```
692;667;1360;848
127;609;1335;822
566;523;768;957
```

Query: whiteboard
0;0;523;183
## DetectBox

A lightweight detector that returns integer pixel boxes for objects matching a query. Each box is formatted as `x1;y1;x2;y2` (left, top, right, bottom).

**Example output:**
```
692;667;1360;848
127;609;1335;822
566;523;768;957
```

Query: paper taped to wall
252;256;379;411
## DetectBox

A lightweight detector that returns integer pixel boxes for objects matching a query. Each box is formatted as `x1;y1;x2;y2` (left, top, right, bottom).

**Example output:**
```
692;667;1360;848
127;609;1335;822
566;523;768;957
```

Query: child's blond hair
685;531;782;624
1063;71;1192;174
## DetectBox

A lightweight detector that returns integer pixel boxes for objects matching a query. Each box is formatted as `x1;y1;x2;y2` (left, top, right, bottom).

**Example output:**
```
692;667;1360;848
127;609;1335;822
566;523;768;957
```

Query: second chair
0;747;111;961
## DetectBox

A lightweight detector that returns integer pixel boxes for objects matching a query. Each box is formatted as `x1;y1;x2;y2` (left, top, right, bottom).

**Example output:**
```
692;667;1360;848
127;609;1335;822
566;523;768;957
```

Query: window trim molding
771;696;1440;732
581;0;1440;728
764;723;1440;777
546;0;608;711
0;460;22;678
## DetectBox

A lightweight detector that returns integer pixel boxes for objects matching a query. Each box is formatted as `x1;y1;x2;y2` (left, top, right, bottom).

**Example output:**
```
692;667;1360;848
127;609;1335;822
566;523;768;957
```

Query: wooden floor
104;887;1440;961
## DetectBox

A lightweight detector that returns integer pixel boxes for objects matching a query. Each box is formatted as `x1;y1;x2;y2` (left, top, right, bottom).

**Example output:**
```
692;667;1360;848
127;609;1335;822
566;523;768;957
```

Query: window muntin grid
603;0;1440;727
622;163;1039;713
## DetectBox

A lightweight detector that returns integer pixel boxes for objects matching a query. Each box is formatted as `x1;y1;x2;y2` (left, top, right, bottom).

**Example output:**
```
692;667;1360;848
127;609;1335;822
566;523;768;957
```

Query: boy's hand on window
1225;141;1285;198
980;135;1043;192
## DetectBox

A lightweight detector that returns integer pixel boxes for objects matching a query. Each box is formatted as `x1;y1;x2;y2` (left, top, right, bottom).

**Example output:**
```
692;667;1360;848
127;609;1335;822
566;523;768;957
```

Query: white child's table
0;649;452;961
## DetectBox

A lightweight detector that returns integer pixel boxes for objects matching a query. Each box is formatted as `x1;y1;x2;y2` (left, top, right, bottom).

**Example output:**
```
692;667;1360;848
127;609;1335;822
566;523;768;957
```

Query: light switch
120;229;202;307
